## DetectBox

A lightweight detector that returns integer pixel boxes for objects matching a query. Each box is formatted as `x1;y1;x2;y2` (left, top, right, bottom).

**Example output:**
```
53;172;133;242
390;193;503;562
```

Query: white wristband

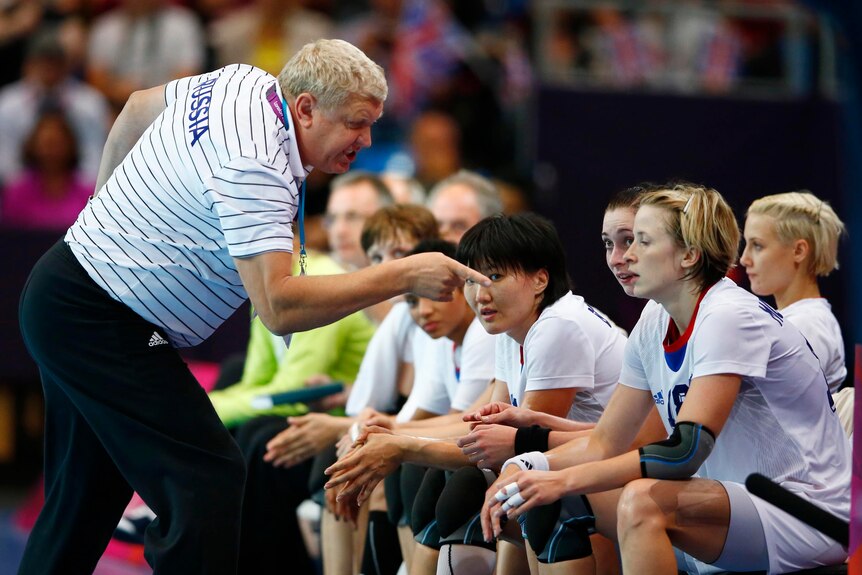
349;422;362;443
501;451;549;474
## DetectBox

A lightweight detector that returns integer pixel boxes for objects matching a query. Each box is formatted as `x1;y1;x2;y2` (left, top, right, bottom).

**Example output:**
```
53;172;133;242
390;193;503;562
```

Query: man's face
302;97;383;174
429;183;483;243
325;182;383;269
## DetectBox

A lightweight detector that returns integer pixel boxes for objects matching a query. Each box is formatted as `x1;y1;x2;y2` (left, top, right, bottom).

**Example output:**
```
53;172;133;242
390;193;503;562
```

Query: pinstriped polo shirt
66;64;309;347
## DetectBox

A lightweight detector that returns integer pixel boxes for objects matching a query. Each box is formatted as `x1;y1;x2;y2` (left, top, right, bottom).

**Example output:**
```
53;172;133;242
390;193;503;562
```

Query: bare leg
322;507;354;575
398;525;416;572
590;534;619;575
353;503;371;574
615;478;730;575
413;542;440;575
498;539;530;575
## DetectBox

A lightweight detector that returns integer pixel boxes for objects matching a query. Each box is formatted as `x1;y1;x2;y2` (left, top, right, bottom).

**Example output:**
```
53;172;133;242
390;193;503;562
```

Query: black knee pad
400;463;427;527
410;468;446;548
524;495;594;563
383;466;403;525
434;467;496;550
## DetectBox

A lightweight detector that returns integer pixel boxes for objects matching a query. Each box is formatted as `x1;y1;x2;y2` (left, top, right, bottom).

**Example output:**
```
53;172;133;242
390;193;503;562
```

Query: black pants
17;241;246;575
234;416;316;574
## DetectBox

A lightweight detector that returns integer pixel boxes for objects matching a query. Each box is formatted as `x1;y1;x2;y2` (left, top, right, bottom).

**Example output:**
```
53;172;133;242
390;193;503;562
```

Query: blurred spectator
339;0;521;175
426;169;502;243
338;0;468;122
0;0;43;87
494;176;531;215
41;0;89;77
382;171;426;205
324;171;394;272
0;26;109;184
1;108;94;229
208;0;333;74
666;2;742;92
541;2;744;92
86;0;205;112
409;109;461;189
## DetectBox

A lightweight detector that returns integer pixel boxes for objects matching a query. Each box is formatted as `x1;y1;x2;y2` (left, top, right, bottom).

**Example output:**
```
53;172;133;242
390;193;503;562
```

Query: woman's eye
624;237;634;247
603;239;613;250
488;273;503;281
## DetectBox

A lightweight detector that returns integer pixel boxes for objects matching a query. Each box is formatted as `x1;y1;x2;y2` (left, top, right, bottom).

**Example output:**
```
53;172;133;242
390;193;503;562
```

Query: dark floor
0;485;151;575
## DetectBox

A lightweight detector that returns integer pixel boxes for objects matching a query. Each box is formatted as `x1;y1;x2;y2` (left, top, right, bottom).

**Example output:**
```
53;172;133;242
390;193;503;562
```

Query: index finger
454;262;491;287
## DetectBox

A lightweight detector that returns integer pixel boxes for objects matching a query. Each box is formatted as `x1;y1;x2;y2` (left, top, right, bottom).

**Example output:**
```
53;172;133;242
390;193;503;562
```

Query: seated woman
325;213;627;574
741;190;847;393
483;183;850;575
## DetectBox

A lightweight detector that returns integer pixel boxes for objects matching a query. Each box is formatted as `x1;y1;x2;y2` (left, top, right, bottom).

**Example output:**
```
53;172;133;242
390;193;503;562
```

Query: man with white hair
18;39;488;575
427;170;504;243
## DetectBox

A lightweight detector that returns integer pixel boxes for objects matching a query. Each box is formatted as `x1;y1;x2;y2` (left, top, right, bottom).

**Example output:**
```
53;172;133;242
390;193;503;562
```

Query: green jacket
208;251;375;428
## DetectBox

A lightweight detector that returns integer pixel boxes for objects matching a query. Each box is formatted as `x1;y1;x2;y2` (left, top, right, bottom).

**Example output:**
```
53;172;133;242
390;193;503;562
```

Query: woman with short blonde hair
741;190;847;391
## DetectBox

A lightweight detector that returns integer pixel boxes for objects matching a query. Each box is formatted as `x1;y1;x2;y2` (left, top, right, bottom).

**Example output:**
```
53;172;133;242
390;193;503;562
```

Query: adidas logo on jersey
148;332;169;347
653;391;665;405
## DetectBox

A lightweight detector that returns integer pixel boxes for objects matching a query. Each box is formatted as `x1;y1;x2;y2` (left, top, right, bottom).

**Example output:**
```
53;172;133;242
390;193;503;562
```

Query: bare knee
616;479;666;539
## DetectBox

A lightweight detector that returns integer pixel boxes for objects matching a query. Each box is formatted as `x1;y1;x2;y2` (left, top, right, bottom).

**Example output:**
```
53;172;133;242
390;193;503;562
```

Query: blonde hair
278;39;387;112
640;183;740;291
747;191;845;277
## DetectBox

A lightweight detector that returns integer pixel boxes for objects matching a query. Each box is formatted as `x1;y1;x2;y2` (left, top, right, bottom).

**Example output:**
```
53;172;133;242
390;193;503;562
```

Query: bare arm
546;384;654;471
521;387;578;419
546;405;665;449
235;250;490;335
482;377;741;538
551;374;741;494
94;85;168;196
392;383;495;434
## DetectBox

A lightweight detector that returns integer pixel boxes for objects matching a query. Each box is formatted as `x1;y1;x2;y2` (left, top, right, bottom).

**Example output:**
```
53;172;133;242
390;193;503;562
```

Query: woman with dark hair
1;108;93;229
325;212;626;574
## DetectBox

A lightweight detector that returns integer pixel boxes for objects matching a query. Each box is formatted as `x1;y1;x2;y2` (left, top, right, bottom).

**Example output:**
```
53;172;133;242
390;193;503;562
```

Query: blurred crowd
541;0;813;92
0;0;820;232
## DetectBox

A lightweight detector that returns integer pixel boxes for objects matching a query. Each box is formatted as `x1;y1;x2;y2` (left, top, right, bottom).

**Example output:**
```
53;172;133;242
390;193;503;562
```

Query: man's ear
293;93;317;129
792;239;810;265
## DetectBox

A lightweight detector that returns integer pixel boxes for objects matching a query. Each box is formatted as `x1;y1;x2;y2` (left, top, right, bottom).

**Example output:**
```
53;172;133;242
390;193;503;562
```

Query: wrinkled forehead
329;95;384;120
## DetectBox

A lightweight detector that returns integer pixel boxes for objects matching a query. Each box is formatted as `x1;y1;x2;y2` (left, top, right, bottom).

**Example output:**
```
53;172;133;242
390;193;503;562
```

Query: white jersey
621;279;850;554
781;298;846;393
395;326;437;422
66;65;308;347
409;319;496;415
495;292;626;423
346;301;416;417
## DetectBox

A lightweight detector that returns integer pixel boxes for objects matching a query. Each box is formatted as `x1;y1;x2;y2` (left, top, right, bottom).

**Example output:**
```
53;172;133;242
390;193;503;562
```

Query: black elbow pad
638;421;715;480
